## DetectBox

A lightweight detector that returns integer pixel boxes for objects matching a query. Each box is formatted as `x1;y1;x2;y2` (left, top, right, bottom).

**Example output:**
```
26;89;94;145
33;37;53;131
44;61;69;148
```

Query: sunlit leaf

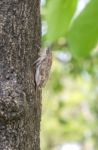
67;0;98;58
46;0;77;42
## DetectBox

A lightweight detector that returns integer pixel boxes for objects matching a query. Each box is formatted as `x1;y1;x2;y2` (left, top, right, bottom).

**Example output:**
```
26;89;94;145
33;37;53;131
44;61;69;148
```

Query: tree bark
0;0;41;150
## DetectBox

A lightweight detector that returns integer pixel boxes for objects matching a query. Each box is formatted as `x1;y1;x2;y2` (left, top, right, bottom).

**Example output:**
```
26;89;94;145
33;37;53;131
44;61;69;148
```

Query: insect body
34;48;52;88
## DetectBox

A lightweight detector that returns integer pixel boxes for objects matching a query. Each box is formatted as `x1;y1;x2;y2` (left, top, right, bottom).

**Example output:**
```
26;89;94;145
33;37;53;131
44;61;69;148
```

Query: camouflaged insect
34;48;52;88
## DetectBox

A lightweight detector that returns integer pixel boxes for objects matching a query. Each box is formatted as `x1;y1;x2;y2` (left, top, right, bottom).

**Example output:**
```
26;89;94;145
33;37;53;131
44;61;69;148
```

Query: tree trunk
0;0;41;150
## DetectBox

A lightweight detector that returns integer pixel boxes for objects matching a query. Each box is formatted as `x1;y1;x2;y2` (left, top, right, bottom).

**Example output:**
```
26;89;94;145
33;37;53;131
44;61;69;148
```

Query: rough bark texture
0;0;41;150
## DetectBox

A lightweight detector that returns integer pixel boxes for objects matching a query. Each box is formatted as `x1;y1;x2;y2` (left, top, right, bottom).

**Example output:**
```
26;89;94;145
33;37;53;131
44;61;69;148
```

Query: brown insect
34;48;52;88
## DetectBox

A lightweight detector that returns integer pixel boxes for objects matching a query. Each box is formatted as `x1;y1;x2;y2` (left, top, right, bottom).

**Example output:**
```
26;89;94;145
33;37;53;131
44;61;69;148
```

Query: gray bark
0;0;41;150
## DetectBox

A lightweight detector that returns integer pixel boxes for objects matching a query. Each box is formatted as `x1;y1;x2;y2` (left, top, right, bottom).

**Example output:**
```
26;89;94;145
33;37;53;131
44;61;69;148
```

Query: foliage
46;0;77;42
41;0;98;150
41;56;98;150
67;0;98;58
43;0;98;59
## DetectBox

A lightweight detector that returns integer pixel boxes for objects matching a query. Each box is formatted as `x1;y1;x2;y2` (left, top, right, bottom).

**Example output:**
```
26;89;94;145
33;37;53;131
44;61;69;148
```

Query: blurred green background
40;0;98;150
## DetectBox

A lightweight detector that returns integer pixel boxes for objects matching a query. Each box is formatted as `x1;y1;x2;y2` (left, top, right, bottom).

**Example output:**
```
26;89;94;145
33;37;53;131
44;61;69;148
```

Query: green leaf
67;0;98;59
46;0;77;42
